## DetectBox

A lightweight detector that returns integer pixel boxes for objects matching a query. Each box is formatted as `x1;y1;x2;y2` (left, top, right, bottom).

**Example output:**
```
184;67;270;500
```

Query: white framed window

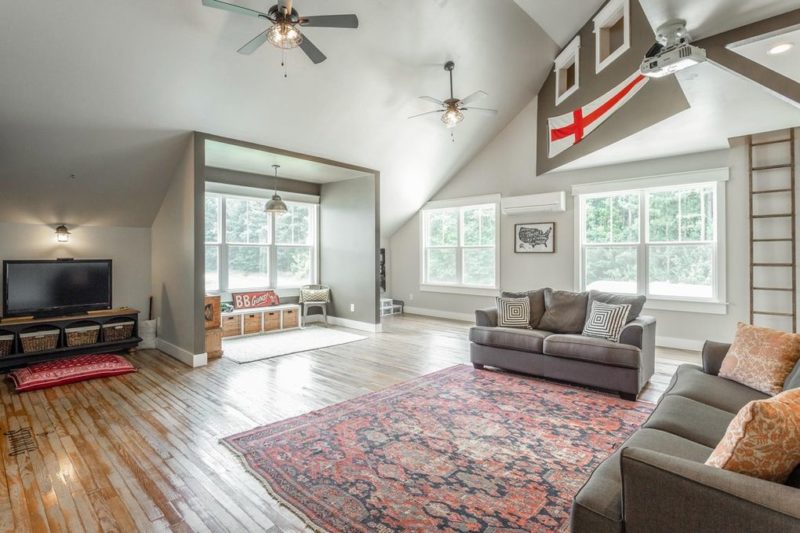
420;195;500;296
555;36;580;106
573;169;728;314
593;0;630;73
205;192;318;294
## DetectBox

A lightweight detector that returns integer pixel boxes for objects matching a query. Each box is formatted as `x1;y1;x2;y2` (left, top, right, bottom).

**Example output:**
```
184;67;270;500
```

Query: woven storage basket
20;329;60;353
65;325;100;347
0;335;13;357
103;321;135;342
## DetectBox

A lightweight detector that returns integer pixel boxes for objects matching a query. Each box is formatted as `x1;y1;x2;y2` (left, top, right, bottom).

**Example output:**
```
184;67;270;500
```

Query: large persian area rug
222;365;653;532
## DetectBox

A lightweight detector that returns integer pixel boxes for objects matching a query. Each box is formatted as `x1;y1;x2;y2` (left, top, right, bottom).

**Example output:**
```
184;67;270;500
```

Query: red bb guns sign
231;291;280;310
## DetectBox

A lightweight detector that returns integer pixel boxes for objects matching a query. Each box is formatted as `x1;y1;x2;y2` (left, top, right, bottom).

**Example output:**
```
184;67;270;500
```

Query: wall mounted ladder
748;129;797;333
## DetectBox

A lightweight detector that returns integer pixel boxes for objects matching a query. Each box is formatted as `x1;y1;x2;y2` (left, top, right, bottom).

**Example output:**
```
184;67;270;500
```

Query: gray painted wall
389;97;784;346
320;176;380;324
151;136;200;355
0;222;151;317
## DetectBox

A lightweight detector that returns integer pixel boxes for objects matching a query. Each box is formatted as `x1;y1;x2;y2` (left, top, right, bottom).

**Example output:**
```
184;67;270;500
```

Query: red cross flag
548;71;649;158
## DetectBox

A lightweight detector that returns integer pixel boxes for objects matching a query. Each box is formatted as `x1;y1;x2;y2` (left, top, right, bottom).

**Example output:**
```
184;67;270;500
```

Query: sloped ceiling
513;0;607;47
0;0;556;234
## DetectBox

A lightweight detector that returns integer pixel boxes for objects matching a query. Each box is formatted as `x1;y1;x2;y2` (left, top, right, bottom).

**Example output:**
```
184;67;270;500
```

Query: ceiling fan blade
459;90;488;106
237;30;268;55
299;35;327;64
462;107;498;115
408;110;442;120
419;96;445;106
202;0;268;18
300;15;359;28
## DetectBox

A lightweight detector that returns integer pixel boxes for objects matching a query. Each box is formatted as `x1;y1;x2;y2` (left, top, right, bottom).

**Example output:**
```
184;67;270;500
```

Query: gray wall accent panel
320;176;379;324
205;167;322;196
536;0;690;174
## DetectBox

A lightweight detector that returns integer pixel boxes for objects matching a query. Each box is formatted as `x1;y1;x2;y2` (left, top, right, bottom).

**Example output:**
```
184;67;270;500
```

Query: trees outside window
204;193;317;292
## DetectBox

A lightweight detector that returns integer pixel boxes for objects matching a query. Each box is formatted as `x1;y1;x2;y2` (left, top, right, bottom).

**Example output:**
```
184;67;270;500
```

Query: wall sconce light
55;225;71;243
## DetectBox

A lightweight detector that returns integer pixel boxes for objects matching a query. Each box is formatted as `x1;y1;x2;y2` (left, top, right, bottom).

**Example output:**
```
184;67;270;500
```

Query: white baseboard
304;314;383;333
156;338;208;367
403;306;474;323
656;336;704;352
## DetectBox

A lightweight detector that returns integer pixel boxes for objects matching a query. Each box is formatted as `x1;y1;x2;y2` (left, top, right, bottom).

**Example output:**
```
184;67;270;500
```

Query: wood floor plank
0;315;697;532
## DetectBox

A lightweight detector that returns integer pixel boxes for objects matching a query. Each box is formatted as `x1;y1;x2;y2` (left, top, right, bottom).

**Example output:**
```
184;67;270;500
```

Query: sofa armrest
621;447;800;533
702;340;731;376
475;307;498;327
619;315;655;349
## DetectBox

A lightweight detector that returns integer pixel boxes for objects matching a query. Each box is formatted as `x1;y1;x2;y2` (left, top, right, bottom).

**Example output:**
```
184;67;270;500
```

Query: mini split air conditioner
501;191;566;215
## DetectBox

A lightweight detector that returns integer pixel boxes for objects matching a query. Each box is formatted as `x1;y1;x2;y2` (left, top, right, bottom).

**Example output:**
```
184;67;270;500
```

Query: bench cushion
543;334;641;369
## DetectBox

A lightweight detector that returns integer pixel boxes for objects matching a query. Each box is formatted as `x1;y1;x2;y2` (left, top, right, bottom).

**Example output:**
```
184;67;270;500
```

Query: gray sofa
571;341;800;533
469;289;656;400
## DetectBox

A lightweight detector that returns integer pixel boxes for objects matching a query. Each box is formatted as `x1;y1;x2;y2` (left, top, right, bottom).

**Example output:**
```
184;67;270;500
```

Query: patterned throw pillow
719;323;800;396
496;297;531;329
705;388;800;482
582;301;631;343
300;288;330;303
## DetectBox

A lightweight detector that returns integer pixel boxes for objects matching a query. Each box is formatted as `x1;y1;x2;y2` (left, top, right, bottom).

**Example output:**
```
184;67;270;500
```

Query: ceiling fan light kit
267;21;303;49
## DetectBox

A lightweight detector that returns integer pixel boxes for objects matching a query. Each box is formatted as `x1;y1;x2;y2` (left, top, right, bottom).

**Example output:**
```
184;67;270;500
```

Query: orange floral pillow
706;389;800;482
718;323;800;395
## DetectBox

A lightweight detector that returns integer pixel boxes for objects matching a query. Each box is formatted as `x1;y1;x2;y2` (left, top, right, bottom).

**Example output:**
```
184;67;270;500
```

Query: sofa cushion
587;290;646;324
719;323;800;396
501;288;548;328
538;290;589;334
706;388;800;483
468;326;550;353
496;296;532;329
542;334;641;369
665;365;769;414
573;428;713;525
582;301;631;343
644;395;735;448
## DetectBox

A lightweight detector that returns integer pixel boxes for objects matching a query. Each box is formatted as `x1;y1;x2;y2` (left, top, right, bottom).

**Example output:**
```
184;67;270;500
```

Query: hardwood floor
0;314;699;532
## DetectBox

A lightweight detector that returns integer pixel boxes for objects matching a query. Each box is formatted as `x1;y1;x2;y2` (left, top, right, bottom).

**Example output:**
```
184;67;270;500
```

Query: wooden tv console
0;308;141;371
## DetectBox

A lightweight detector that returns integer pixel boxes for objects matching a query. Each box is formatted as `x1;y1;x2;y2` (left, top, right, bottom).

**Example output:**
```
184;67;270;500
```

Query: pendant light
55;225;71;243
265;164;288;215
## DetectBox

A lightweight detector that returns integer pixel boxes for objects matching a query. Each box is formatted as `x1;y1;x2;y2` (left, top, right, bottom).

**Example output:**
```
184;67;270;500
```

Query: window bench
220;304;301;338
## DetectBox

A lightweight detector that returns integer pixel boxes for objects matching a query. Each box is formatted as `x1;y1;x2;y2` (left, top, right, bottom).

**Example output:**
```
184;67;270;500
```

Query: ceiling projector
640;19;706;78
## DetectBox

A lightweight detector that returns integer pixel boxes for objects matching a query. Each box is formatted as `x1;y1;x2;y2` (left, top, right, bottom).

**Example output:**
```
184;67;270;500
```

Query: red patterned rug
222;365;653;532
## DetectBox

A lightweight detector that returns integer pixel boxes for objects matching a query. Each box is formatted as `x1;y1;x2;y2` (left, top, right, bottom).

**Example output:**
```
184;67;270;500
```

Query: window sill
643;298;728;316
420;284;498;297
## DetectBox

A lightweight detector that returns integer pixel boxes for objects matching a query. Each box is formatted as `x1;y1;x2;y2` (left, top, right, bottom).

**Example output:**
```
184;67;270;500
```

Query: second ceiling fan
202;0;358;65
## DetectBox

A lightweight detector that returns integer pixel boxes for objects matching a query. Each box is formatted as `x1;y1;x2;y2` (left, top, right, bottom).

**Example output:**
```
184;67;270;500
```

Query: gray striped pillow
496;297;532;329
582;301;631;342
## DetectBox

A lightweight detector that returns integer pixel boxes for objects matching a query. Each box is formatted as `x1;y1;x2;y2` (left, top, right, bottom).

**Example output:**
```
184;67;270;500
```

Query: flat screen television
2;260;112;318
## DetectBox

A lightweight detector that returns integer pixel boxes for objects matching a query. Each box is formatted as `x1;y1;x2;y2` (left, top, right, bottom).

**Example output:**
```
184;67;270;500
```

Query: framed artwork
515;223;555;253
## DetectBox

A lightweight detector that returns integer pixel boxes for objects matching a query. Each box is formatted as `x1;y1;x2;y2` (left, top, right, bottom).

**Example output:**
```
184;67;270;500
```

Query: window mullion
639;190;647;297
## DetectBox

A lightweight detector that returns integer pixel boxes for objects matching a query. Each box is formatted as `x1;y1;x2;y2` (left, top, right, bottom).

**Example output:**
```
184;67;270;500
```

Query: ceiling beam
696;9;800;108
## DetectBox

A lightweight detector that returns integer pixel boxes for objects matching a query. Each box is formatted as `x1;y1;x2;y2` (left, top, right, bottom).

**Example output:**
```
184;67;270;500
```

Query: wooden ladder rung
752;263;793;267
753;238;793;242
753;311;795;317
753;287;794;292
752;214;793;219
751;138;792;147
752;188;793;195
752;164;793;171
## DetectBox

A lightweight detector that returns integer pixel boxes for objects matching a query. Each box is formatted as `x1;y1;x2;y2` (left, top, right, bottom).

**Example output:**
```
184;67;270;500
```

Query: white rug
222;327;367;364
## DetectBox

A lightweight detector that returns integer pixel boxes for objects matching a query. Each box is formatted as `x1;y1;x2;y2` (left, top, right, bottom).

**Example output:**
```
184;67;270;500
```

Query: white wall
0;222;151;316
151;136;204;366
389;97;771;347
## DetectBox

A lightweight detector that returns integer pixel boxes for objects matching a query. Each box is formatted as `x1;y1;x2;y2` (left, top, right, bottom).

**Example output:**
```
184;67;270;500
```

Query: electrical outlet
350;303;355;312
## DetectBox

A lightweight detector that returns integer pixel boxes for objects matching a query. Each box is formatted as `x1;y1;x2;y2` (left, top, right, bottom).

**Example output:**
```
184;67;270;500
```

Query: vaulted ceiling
0;0;556;234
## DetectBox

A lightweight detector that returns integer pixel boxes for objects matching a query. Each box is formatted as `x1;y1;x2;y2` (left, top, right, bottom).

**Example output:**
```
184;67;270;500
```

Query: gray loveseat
571;341;800;533
469;289;656;400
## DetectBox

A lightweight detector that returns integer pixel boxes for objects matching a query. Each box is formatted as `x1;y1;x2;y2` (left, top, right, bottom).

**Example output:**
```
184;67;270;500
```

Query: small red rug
222;365;653;532
8;354;136;393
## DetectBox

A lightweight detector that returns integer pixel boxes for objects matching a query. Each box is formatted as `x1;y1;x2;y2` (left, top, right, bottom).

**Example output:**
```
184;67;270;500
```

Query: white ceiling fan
410;61;498;133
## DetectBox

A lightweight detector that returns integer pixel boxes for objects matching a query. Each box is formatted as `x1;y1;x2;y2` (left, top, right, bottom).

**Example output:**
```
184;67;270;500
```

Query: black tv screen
3;260;112;318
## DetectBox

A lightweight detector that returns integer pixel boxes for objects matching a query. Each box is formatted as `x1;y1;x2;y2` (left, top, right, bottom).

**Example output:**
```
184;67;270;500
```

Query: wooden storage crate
204;295;221;330
65;324;100;347
102;320;135;342
222;315;241;337
243;313;262;335
0;334;13;357
205;328;223;359
283;308;299;328
264;311;280;332
20;329;60;353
